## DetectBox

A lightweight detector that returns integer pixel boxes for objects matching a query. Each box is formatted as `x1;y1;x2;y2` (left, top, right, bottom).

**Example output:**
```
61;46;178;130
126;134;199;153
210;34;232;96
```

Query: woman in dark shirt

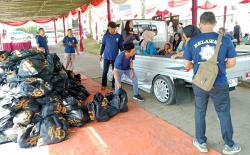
122;20;140;45
172;33;182;52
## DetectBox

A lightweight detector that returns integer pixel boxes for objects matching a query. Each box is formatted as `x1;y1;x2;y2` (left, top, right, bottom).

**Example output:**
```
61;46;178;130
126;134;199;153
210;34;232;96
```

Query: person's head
67;29;73;36
218;27;226;35
164;42;171;50
174;33;182;42
108;21;117;34
235;21;238;25
183;25;201;42
244;33;249;38
178;23;183;29
38;28;45;36
123;43;135;57
142;30;154;41
125;20;133;32
199;12;217;33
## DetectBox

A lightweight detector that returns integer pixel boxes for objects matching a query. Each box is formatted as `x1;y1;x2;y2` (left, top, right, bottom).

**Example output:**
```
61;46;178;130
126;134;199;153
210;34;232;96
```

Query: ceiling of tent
0;0;91;22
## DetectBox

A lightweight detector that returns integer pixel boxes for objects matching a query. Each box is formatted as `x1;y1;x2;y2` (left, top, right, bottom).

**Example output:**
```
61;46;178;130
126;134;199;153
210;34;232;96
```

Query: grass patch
84;38;101;55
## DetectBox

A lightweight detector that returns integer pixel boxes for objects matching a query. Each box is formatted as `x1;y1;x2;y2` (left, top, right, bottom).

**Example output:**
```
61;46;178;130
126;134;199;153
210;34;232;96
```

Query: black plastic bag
62;97;85;126
18;54;46;78
0;132;11;144
87;100;110;122
18;123;41;148
41;98;66;118
37;115;68;146
0;109;14;132
19;78;52;98
12;96;40;113
13;111;33;126
110;88;128;112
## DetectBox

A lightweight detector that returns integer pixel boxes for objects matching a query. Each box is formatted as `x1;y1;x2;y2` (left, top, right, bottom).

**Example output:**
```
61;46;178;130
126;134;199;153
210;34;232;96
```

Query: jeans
115;69;139;96
192;84;234;147
102;59;115;88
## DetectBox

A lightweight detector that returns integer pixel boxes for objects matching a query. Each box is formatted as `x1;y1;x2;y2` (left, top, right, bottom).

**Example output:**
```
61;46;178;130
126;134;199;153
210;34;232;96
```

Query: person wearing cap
63;29;79;71
100;21;123;90
113;43;144;101
36;28;49;56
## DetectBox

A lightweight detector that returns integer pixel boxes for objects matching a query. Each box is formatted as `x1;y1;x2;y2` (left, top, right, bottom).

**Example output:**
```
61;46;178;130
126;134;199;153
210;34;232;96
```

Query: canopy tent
0;0;105;23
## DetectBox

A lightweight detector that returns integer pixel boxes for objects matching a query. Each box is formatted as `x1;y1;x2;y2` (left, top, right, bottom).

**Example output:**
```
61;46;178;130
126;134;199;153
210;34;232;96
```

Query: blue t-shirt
36;35;49;53
63;36;78;53
184;32;236;85
102;32;123;61
114;52;135;70
141;41;157;55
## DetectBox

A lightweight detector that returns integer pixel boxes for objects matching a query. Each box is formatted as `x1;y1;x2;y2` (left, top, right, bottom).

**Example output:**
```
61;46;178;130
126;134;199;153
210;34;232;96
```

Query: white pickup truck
101;19;250;104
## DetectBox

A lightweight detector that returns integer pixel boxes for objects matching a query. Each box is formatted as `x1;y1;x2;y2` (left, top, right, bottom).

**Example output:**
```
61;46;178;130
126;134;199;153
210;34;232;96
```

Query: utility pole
141;0;145;19
89;5;93;38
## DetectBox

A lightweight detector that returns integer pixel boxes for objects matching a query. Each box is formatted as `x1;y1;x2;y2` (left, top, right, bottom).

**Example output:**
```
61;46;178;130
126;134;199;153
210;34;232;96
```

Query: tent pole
223;6;227;28
53;19;57;43
192;0;198;26
107;0;111;22
78;10;84;52
63;16;66;37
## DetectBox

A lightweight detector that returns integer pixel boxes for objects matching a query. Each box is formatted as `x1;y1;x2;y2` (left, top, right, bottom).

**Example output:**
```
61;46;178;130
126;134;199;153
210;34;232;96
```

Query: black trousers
102;59;115;88
234;34;240;45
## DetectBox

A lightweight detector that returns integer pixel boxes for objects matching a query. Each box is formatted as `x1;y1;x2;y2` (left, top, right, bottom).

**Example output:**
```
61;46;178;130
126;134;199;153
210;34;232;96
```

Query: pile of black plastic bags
0;50;128;148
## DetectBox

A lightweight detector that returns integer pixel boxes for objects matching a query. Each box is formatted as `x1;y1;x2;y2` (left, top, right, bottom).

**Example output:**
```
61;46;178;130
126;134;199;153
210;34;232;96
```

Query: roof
0;0;90;22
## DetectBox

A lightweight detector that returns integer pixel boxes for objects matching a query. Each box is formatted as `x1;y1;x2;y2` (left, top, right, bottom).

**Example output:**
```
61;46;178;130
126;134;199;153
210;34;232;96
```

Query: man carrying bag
184;12;241;154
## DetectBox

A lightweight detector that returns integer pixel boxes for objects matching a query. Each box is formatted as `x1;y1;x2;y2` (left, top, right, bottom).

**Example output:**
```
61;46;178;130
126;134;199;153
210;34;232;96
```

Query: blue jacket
100;32;123;61
141;41;157;55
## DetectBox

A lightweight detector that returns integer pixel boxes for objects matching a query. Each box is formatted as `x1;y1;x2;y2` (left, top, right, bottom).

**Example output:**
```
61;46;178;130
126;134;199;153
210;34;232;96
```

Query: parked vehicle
101;19;250;105
7;30;33;41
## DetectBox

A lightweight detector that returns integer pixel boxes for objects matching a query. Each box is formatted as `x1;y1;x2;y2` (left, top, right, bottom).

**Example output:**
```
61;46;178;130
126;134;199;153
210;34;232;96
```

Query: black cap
123;43;135;51
108;21;118;28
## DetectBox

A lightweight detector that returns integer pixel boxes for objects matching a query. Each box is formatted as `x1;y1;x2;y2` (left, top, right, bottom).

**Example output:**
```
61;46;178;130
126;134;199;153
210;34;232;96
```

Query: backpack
192;34;223;91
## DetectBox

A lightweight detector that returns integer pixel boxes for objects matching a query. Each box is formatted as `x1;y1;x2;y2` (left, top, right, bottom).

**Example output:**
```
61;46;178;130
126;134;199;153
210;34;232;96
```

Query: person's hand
117;82;122;88
38;47;45;52
130;69;134;79
172;54;178;59
100;55;102;61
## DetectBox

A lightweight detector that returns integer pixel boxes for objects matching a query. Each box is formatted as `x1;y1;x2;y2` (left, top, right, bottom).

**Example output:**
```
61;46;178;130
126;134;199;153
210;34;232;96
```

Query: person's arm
113;68;121;88
225;38;237;68
130;57;134;79
118;35;124;51
183;40;193;69
74;37;79;55
225;58;236;68
100;34;106;60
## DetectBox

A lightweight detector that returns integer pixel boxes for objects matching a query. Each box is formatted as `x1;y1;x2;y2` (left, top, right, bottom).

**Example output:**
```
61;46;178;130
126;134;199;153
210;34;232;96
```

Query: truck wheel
153;75;176;104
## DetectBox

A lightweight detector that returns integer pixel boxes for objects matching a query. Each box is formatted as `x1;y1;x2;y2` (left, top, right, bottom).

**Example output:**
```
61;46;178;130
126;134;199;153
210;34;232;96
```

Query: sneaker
193;139;208;153
222;143;241;155
133;94;144;101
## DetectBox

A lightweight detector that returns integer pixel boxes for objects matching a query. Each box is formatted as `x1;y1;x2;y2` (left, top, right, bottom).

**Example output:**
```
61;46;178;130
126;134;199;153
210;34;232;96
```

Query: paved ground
52;45;250;155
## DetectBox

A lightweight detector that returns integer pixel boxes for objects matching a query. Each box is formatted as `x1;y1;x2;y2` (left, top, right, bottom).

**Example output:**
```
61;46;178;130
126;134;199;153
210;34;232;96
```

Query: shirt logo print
200;45;215;60
116;38;119;42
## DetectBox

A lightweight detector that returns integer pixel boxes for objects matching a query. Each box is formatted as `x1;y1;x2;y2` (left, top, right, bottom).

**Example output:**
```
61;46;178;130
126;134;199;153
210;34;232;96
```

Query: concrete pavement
52;45;250;155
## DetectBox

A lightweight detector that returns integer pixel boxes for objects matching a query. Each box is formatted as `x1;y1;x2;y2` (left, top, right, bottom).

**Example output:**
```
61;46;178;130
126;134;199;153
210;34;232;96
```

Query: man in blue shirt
63;29;79;71
114;43;144;101
36;28;49;56
184;12;241;154
100;21;123;90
